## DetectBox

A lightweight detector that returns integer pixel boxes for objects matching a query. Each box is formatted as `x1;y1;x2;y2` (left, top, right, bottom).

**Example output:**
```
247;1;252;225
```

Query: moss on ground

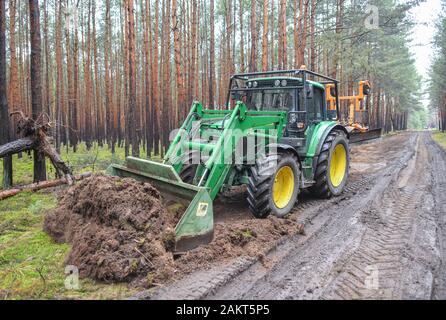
0;192;137;299
432;131;446;150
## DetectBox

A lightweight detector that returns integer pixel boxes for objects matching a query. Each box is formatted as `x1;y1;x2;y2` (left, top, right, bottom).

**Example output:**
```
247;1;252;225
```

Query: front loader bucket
106;157;213;252
350;128;383;144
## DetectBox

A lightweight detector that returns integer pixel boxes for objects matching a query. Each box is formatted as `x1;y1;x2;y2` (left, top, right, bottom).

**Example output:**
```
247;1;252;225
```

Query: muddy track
138;132;446;300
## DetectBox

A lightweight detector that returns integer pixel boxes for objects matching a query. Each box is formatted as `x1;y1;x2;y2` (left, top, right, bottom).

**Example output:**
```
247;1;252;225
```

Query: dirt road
138;131;446;300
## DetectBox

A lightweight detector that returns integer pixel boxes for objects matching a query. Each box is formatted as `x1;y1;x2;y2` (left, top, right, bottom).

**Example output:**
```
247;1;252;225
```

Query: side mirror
231;91;241;101
363;84;371;96
305;84;314;99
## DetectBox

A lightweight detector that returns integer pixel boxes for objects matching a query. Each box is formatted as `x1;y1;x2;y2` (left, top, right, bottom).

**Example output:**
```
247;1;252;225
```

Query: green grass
432;131;446;150
0;144;146;299
0;143;128;189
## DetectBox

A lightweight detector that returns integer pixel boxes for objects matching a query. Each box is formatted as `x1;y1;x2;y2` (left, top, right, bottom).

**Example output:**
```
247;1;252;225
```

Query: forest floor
1;131;446;300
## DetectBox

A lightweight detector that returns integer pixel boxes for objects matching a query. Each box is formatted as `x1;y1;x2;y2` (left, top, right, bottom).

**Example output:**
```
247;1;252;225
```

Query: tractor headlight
247;81;252;88
253;81;258;88
274;80;281;87
281;80;288;87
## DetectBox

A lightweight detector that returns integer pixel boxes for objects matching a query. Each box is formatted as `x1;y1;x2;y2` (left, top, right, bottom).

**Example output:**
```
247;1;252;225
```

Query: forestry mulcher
108;69;352;252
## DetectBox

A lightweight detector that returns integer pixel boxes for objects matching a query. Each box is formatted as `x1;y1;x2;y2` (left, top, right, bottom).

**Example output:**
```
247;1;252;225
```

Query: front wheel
247;152;300;219
311;130;350;198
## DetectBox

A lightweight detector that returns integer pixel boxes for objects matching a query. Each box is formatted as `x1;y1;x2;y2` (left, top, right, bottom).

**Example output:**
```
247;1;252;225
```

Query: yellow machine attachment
326;81;381;143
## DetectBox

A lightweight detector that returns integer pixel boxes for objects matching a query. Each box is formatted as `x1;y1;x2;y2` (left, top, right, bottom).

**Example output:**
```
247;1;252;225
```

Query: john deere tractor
108;69;350;252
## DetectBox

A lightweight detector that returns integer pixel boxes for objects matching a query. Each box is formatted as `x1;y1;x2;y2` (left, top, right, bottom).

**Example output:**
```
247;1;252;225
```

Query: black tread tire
179;151;201;184
311;130;350;198
247;152;300;219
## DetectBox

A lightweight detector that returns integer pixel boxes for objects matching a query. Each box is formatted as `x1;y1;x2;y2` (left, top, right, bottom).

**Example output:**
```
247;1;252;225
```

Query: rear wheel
247;152;300;218
311;130;350;198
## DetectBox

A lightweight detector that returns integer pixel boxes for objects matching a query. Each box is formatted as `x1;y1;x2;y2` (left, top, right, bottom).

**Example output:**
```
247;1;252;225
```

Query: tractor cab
228;70;340;139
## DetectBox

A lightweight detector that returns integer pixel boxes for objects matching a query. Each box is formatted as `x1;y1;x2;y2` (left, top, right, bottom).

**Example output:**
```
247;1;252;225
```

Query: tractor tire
311;130;350;198
179;151;201;184
247;152;300;219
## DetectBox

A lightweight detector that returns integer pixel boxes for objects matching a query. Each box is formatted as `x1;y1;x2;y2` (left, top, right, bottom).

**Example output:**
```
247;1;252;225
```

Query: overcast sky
408;0;442;107
409;0;442;78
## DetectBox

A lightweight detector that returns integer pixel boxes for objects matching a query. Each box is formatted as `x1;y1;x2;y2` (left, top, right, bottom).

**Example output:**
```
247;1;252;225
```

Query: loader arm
107;101;286;252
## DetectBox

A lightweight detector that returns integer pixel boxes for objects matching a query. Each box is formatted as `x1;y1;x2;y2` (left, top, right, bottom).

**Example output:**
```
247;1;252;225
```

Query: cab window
308;87;324;120
246;89;294;111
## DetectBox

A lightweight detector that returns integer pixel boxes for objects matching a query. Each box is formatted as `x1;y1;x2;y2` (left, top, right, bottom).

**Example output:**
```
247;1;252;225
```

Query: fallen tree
0;111;75;187
0;137;35;158
0;172;92;201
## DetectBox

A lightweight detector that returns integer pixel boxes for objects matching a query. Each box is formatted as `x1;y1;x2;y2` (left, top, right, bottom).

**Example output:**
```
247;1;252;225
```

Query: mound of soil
44;174;177;285
44;174;305;288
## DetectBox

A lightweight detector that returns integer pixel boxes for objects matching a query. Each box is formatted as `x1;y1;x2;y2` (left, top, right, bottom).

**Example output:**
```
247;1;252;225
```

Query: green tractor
107;69;350;252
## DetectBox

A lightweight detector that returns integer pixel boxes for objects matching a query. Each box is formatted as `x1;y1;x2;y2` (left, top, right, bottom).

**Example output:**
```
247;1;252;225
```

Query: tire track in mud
137;176;375;300
208;133;419;300
429;135;446;299
137;170;380;300
321;188;422;299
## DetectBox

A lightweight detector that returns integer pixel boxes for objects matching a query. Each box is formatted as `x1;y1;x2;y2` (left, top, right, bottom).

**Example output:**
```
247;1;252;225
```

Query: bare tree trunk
239;0;245;72
9;0;20;141
249;0;257;72
55;0;64;153
262;0;269;71
152;0;160;155
209;0;216;108
294;0;300;68
310;0;317;71
92;1;102;147
270;0;275;69
278;0;287;69
190;0;198;102
127;0;139;157
29;0;47;182
172;0;183;121
0;0;13;188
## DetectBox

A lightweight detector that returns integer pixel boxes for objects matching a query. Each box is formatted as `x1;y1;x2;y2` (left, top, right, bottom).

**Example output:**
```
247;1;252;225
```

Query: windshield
245;89;295;111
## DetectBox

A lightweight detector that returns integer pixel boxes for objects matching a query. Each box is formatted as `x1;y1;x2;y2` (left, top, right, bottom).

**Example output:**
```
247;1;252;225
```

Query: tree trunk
0;0;13;188
29;0;47;183
310;0;317;71
0;138;35;158
278;0;287;69
0;173;91;201
249;0;257;72
126;0;139;157
152;0;160;155
173;0;185;121
262;0;269;71
8;0;20;142
239;0;245;72
209;0;216;108
55;1;64;153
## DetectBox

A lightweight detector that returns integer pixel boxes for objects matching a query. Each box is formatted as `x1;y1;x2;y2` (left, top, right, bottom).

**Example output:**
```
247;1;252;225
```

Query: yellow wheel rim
272;166;295;209
330;144;347;187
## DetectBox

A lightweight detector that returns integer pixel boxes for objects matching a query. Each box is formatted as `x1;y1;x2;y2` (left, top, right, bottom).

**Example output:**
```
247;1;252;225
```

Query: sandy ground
135;131;446;300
